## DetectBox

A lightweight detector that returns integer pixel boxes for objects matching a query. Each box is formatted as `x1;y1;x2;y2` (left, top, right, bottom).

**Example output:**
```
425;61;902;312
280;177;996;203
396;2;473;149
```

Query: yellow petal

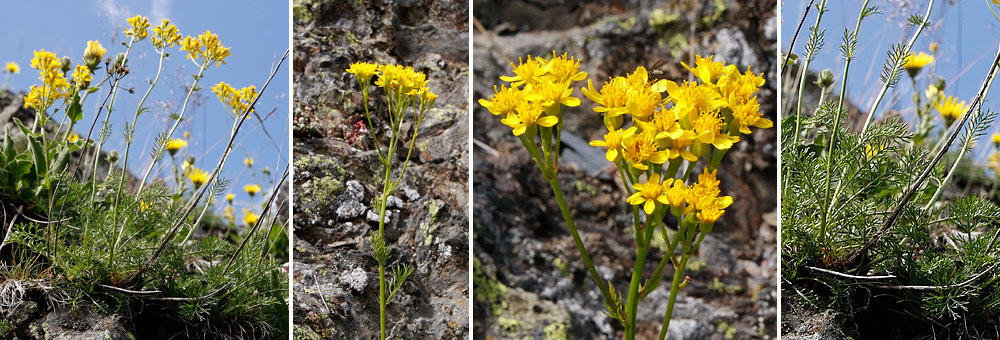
644;200;656;215
538;115;559;127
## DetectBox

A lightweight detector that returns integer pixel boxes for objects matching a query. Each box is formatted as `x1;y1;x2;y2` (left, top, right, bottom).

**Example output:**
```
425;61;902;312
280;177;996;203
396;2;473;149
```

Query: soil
291;0;470;339
472;0;778;339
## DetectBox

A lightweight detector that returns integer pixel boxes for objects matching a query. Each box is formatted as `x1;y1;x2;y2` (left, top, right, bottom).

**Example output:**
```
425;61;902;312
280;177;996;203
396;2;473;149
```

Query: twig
98;284;161;295
472;138;499;158
850;43;1000;265
871;262;1000;291
0;206;23;249
806;265;897;280
783;0;816;70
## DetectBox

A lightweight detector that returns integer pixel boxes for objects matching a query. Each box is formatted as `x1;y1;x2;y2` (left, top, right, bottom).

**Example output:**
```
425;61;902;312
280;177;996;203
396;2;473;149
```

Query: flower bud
107;150;119;163
113;52;127;69
83;40;106;70
60;57;72;73
814;69;835;89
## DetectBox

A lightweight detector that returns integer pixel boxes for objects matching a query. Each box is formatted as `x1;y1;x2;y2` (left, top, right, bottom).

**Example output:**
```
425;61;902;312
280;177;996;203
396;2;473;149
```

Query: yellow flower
226;193;235;204
71;64;92;86
68;133;80;143
542;52;588;84
223;205;235;223
695;196;732;224
188;168;209;189
245;157;254;168
627;173;669;215
83;40;106;68
925;84;940;100
525;81;581;108
152;19;182;49
245;183;262;197
346;61;380;84
621;130;668;171
936;94;967;124
687;170;722;209
635;107;684;140
993;133;1000;148
500;101;558;136
165;138;187;156
183;131;191;139
180;35;202;61
5;61;19;74
199;30;231;67
500;55;547;87
663;178;689;208
479;84;524;116
691;109;739;150
242;209;259;226
865;144;884;160
140;201;150;211
903;52;933;75
681;55;736;86
124;15;150;40
581;77;629;119
589;126;632;162
212;82;257;117
929;42;939;53
23;50;71;111
730;98;772;135
664;133;699;162
664;80;725;123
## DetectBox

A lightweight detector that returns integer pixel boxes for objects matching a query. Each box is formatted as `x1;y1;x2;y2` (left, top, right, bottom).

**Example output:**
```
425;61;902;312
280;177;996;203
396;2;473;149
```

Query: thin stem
93;37;135;199
820;0;869;244
859;0;935;134
136;61;211;195
791;0;828;153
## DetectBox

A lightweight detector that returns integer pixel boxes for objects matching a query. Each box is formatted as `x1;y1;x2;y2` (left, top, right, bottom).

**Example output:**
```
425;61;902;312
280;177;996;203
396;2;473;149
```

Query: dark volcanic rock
292;0;469;339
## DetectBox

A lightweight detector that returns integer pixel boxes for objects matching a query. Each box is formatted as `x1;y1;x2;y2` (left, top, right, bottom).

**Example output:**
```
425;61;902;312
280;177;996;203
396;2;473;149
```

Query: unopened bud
814;69;835;89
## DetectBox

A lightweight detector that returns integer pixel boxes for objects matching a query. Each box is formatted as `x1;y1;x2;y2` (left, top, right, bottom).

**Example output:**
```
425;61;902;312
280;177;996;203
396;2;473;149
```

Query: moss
292;0;313;22
344;30;362;47
543;322;568;340
473;257;509;316
421;199;445;246
0;320;10;337
308;176;344;208
666;33;688;59
418;140;431;152
687;258;707;271
294;324;325;340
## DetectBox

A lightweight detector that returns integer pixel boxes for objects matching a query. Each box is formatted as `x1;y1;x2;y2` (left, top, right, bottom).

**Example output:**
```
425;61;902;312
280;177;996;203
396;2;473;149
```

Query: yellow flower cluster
242;209;259;226
152;19;182;49
479;52;586;136
223;205;236;223
347;61;438;106
627;170;733;223
180;30;231;67
212;82;258;118
589;55;768;170
83;40;106;69
903;52;934;75
125;15;151;40
188;167;209;189
244;183;261;197
23;50;71;111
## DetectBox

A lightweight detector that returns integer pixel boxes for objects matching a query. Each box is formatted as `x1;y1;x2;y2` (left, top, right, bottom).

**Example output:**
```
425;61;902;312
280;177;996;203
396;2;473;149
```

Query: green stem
624;218;658;339
92;37;135;200
136;60;210;195
547;175;615;307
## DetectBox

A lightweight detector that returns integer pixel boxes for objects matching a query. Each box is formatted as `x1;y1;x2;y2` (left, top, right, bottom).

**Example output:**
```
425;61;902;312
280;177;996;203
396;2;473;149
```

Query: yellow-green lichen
716;321;738;339
649;8;681;28
497;317;521;332
700;0;727;27
543;322;568;340
708;277;742;294
473;257;509;316
573;180;597;195
553;257;570;277
617;17;637;30
421;199;445;246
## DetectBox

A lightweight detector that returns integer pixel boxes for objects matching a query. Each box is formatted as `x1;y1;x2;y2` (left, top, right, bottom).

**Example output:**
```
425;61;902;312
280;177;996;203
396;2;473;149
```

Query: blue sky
783;0;1000;166
0;1;290;213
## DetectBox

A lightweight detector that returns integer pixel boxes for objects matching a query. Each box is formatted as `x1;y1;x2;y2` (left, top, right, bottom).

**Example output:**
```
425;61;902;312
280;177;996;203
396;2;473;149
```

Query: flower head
124;15;150;40
479;84;524;116
903;52;934;76
582;77;629;119
681;55;736;86
188;168;209;189
993;133;1000;148
68;133;80;143
165;138;187;156
226;193;235;204
543;52;587;84
346;61;379;84
627;173;670;215
83;40;106;69
500;101;558;136
500;55;547;87
223;205;236;223
245;183;262;197
936;94;967;125
23;50;71;111
621;130;668;170
71;64;92;86
4;61;19;74
242;209;259;226
244;157;254;168
152;19;182;49
691;109;739;150
589;127;632;162
212;82;258;118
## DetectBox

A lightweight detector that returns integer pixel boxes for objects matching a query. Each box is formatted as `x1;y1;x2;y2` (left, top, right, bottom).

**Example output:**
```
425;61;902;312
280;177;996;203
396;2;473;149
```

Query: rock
366;209;392;224
386;195;404;209
39;307;132;340
401;186;421;201
341;267;368;293
6;300;40;330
